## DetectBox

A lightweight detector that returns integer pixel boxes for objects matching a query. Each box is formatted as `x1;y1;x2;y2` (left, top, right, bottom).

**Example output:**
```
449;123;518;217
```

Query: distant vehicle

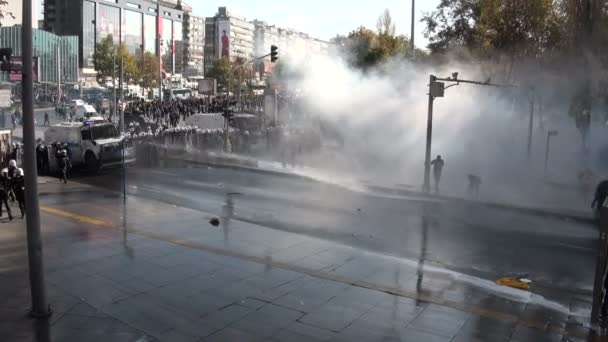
44;118;134;172
164;88;192;100
185;113;224;130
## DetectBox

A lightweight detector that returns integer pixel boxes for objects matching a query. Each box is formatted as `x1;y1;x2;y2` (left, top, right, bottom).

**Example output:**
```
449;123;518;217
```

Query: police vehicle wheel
85;152;100;173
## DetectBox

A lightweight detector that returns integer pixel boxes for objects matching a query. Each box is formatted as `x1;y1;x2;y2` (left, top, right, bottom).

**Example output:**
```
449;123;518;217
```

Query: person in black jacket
0;168;13;220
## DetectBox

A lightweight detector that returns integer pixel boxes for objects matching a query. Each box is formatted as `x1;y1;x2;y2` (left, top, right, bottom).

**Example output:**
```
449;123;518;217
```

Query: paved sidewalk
0;179;598;341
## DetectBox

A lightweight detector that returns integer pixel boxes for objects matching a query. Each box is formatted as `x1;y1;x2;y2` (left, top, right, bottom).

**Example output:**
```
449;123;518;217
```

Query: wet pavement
0;171;600;341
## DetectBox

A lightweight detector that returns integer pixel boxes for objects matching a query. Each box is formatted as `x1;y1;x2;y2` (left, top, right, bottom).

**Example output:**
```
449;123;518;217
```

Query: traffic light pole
22;0;52;318
422;76;434;193
422;74;516;194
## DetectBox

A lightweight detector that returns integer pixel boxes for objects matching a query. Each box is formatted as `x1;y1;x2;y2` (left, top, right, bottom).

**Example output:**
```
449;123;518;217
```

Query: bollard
591;205;608;333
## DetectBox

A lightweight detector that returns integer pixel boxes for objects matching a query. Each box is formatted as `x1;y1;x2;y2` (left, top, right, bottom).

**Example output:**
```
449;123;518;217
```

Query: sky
190;0;440;49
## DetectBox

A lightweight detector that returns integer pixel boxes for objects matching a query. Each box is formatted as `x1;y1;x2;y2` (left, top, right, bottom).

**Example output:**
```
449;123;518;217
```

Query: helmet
16;168;23;177
8;160;16;168
1;168;7;176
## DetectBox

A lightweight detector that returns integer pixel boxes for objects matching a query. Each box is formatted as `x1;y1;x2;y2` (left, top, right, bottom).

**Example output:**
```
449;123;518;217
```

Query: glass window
124;10;143;55
161;18;172;74
82;0;96;68
143;14;156;54
126;3;140;9
173;21;183;74
97;3;120;45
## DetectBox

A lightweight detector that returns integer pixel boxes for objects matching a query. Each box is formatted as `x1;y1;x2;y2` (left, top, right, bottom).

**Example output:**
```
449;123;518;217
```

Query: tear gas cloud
278;51;608;208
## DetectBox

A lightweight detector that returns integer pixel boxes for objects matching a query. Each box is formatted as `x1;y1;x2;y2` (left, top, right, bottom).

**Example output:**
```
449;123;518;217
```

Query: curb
166;153;594;224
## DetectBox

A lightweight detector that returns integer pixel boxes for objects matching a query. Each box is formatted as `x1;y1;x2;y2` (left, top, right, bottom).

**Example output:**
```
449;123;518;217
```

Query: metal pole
56;46;61;105
120;57;124;132
112;53;116;122
22;0;51;318
274;89;278;123
544;133;550;178
410;0;415;55
158;4;163;102
527;90;534;161
591;212;608;331
423;75;434;194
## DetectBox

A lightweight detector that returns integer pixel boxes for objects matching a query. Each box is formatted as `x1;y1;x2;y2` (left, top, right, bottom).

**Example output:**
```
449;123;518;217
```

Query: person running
12;168;25;218
44;112;50;126
430;155;445;194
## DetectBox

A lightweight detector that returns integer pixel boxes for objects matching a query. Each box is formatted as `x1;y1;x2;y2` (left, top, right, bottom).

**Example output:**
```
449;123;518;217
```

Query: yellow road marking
41;207;116;228
40;206;591;339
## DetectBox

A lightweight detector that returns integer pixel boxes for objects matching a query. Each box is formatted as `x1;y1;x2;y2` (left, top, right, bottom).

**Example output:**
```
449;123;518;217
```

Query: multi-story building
253;20;330;77
181;2;204;77
0;26;78;83
4;0;40;28
43;0;184;77
204;7;254;75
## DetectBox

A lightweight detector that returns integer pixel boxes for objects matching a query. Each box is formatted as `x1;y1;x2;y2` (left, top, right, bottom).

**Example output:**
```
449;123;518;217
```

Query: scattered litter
496;277;531;290
209;217;220;226
218;183;224;188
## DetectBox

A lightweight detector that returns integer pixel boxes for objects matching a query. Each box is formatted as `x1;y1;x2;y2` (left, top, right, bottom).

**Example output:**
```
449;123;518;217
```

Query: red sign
8;57;39;82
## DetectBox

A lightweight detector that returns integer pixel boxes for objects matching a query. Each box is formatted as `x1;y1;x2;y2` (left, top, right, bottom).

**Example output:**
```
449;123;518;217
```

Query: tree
422;0;483;54
93;35;117;81
207;58;251;93
140;52;159;91
116;44;140;85
377;8;396;36
0;0;14;28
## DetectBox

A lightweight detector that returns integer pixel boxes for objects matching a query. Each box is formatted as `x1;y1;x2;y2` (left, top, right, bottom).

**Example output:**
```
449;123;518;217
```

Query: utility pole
544;130;558;179
120;56;125;132
22;0;51;318
56;46;61;105
157;3;163;101
422;75;435;193
410;0;415;55
112;53;116;122
422;73;516;193
527;87;535;162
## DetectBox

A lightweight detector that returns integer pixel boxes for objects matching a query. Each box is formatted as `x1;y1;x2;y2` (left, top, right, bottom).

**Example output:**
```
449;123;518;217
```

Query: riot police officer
12;168;24;218
56;143;71;184
0;168;13;220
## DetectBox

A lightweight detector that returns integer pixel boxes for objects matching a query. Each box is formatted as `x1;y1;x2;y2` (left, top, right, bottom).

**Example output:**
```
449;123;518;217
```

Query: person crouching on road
12;168;25;218
0;168;13;220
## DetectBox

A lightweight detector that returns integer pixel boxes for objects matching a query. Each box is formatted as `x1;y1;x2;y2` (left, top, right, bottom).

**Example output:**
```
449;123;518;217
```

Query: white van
44;118;134;172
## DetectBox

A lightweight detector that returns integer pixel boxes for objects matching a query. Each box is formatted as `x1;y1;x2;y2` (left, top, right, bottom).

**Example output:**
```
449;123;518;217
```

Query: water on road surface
75;164;596;318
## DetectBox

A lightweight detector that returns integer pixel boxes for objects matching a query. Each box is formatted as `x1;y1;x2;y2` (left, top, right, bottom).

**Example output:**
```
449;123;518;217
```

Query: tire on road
85;151;101;173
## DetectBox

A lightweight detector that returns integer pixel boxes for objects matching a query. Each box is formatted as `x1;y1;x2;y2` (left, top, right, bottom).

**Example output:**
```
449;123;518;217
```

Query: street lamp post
544;130;558;179
422;73;516;193
22;0;52;318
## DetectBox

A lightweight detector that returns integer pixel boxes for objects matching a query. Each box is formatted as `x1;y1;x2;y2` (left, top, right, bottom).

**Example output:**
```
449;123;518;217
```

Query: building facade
0;26;78;83
204;7;254;75
43;0;184;76
182;8;204;77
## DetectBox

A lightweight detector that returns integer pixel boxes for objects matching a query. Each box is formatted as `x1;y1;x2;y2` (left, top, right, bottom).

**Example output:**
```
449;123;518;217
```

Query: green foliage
0;0;14;28
93;35;117;81
207;57;252;93
140;52;159;90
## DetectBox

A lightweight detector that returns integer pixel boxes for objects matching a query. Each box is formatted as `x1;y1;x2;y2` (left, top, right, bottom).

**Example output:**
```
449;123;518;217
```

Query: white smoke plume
276;51;608;210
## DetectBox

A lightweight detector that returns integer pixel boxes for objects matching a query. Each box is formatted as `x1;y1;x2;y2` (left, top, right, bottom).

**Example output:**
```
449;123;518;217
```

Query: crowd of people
124;95;266;128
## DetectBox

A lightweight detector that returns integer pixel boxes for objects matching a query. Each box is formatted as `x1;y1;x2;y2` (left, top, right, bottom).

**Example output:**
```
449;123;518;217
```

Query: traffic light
0;48;17;72
270;45;278;63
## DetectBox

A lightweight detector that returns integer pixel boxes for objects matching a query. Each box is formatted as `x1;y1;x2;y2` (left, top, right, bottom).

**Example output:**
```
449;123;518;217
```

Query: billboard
198;79;217;95
217;20;231;59
8;57;39;82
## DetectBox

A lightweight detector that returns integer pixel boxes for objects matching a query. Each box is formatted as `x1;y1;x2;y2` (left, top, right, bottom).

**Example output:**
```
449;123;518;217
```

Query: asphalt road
76;164;597;298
